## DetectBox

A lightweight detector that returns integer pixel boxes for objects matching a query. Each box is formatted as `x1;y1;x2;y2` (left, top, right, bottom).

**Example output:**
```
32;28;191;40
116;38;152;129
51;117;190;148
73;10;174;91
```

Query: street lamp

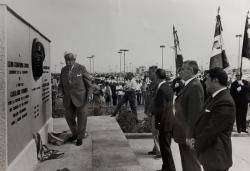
87;56;94;73
235;34;242;70
160;45;165;69
60;62;64;70
91;55;95;73
120;49;129;74
129;62;132;72
118;51;122;75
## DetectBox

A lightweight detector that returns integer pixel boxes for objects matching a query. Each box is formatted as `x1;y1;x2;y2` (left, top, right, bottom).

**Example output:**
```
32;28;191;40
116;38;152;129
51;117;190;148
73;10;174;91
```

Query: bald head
64;52;76;67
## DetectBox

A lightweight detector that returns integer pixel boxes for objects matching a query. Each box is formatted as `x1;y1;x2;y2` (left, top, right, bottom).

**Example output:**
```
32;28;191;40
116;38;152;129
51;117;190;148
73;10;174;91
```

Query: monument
0;4;52;171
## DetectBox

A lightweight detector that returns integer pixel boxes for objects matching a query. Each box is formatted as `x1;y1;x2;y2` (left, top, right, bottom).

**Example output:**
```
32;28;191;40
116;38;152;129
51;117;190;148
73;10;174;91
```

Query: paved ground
129;137;250;171
130;105;250;171
36;103;250;171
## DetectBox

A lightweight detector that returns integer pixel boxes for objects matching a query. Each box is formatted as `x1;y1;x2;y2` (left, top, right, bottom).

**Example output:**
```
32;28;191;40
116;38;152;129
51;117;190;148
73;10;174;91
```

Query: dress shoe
76;139;82;146
147;150;156;155
67;136;77;142
243;130;248;133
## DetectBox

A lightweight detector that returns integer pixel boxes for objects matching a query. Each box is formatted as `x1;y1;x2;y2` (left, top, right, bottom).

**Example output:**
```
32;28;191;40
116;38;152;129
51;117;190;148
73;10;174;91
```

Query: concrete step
35;116;143;171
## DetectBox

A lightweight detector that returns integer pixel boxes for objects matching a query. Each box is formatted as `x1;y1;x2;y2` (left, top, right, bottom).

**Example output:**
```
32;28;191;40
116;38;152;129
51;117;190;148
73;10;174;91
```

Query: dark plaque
31;38;45;81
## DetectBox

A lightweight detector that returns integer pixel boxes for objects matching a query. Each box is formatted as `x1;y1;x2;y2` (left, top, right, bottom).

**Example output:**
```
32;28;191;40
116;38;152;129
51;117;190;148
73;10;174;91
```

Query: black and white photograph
0;0;250;171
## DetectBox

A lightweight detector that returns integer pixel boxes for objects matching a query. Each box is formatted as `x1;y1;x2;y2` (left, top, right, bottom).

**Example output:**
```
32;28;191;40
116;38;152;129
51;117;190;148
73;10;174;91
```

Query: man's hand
186;138;195;150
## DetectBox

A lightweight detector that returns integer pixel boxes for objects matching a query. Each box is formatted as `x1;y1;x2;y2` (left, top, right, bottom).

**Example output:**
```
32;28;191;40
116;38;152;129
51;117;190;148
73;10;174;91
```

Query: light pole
60;62;64;70
118;51;122;75
91;55;95;73
235;34;242;70
87;56;93;73
129;62;132;72
120;49;129;74
160;45;165;69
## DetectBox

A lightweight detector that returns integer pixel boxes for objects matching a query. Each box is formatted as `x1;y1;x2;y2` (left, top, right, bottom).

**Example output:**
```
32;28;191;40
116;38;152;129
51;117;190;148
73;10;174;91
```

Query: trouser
112;95;117;106
235;103;248;132
179;143;202;171
137;92;141;105
65;100;88;139
117;95;123;104
113;91;137;118
159;131;176;171
151;115;161;155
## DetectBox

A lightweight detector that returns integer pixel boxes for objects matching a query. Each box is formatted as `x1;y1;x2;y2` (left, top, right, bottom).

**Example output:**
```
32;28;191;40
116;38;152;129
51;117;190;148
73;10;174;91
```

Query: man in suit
230;72;249;133
173;60;204;171
153;69;176;171
189;67;236;171
145;66;161;158
59;52;92;146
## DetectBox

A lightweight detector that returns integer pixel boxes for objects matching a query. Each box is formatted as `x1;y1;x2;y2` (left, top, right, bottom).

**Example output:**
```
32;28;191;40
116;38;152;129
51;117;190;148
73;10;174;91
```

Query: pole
236;34;242;75
160;45;165;69
120;49;129;74
91;55;95;74
87;57;91;73
118;51;122;75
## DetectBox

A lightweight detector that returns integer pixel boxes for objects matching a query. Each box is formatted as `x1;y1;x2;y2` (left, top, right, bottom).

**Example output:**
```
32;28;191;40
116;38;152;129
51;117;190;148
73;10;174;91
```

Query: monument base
7;118;53;171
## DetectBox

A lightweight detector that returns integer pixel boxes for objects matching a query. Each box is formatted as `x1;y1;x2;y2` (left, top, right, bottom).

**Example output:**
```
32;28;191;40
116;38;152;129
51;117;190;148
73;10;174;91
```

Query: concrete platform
129;137;250;171
35;116;143;171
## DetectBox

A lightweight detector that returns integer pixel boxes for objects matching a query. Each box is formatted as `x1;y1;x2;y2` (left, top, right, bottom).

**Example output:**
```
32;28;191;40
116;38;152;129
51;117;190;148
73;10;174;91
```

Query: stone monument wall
0;5;52;171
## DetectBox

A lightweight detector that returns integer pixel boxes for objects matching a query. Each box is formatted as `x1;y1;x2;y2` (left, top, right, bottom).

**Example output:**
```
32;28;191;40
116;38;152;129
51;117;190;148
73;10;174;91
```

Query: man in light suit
59;52;92;146
153;69;176;171
190;67;235;171
173;60;204;171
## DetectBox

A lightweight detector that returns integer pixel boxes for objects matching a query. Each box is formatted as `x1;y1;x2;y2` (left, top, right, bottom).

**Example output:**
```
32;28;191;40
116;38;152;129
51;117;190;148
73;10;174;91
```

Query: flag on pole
242;11;250;59
209;7;229;69
173;25;183;73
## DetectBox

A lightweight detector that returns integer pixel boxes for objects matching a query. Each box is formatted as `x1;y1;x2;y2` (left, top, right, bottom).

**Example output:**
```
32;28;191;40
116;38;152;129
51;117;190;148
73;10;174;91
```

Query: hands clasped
186;138;195;150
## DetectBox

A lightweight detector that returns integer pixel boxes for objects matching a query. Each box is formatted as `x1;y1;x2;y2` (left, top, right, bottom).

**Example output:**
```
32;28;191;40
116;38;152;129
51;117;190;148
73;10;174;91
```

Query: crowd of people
57;52;250;171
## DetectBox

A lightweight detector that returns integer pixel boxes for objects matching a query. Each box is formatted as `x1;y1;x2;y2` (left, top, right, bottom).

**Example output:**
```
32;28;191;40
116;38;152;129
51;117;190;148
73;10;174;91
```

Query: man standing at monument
59;52;92;146
173;60;204;171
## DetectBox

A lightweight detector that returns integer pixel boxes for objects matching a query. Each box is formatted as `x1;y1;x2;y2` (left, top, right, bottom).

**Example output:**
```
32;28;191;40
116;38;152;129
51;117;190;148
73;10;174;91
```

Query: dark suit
153;81;176;171
194;89;235;171
173;78;204;171
230;79;249;133
59;63;91;139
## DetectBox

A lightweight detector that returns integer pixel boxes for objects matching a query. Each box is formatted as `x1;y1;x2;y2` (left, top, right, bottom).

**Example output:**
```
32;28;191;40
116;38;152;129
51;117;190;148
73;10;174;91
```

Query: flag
173;25;183;73
242;12;250;59
209;8;229;69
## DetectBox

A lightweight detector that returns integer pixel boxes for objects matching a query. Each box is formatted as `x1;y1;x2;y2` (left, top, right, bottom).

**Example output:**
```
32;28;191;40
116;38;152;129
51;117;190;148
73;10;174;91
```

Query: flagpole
240;11;250;77
173;25;178;76
236;34;242;72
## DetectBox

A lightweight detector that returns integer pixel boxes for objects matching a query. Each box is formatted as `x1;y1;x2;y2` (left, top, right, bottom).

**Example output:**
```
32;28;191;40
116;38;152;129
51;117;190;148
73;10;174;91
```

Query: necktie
68;67;72;84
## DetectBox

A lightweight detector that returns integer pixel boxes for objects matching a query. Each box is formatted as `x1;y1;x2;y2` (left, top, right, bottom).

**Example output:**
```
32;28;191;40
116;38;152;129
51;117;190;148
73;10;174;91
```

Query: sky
1;0;250;73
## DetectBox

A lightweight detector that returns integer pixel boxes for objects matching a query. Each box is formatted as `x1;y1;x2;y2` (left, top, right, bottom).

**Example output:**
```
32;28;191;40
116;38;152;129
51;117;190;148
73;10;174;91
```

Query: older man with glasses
59;52;92;146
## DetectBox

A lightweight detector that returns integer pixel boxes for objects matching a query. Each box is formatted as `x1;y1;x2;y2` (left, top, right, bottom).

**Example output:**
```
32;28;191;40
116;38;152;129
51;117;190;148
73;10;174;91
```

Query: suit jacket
59;63;91;108
173;78;204;144
230;79;249;105
153;81;174;132
194;89;235;170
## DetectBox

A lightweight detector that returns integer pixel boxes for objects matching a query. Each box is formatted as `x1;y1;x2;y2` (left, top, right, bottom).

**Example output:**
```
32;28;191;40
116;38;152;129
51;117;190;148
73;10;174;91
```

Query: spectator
230;72;250;133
